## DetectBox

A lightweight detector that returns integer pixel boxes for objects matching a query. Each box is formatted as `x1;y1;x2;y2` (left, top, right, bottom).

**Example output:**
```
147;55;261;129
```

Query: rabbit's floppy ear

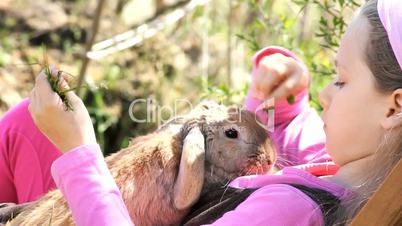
173;127;205;210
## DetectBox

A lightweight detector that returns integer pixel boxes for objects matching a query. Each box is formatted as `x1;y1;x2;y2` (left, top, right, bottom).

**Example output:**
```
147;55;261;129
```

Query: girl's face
319;14;389;166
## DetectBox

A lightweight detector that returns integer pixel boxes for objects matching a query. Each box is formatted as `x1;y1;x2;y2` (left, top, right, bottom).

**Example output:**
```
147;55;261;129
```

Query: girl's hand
252;53;310;101
28;67;97;153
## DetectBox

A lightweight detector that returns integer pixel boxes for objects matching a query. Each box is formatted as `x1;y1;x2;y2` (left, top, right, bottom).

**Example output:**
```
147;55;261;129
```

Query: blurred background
0;0;362;154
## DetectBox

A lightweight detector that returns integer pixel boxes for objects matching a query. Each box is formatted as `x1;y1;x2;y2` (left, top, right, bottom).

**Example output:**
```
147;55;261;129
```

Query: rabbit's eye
225;128;238;139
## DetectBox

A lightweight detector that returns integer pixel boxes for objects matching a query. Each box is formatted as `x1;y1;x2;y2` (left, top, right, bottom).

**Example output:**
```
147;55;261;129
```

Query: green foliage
85;85;118;151
198;75;249;106
293;0;361;51
82;66;121;151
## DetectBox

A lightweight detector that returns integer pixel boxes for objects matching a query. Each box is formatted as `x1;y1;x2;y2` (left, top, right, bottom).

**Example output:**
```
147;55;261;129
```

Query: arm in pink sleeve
244;46;331;168
209;184;323;226
51;144;134;226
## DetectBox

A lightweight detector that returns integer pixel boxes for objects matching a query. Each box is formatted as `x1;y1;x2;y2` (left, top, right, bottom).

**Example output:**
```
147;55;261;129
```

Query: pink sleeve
209;184;323;226
51;144;134;226
244;46;331;168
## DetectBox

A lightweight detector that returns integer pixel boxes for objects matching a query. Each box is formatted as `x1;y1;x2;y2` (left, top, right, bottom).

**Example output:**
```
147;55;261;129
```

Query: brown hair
331;0;402;225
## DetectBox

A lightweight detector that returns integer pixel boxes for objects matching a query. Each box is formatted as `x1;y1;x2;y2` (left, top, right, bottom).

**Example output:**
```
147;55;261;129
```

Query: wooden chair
350;159;402;226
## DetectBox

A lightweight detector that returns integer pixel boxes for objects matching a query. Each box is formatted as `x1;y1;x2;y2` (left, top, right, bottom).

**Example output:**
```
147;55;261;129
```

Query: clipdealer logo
128;98;275;132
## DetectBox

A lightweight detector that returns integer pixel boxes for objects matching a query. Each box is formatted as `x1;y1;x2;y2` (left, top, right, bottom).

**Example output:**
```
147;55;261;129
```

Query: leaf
319;17;328;26
287;95;295;104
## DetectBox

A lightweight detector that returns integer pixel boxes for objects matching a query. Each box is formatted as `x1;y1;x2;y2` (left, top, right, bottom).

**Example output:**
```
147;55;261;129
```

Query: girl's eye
224;128;238;139
334;81;345;88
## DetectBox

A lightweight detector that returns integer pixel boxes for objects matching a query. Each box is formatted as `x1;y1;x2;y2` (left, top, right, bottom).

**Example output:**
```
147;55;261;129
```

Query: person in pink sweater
4;0;402;225
0;99;62;203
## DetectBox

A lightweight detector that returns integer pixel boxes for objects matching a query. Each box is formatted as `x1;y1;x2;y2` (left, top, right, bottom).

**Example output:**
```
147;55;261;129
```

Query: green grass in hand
44;64;74;111
287;95;295;104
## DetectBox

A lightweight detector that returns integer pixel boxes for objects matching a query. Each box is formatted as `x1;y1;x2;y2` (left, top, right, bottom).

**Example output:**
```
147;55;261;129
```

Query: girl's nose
319;84;332;110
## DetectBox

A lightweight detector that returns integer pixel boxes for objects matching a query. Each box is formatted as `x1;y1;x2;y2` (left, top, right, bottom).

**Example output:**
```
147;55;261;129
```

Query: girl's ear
381;88;402;129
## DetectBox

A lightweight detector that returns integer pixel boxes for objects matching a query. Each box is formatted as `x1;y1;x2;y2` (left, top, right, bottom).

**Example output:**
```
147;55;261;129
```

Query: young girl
24;0;402;225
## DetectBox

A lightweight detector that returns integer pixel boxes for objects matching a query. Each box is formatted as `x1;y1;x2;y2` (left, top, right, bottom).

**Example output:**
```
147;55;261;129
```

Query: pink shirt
50;47;346;226
0;99;62;203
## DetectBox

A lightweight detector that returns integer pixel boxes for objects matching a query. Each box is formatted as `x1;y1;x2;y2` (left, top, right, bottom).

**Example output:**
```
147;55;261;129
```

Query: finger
269;74;299;100
253;64;286;100
253;79;273;100
63;88;81;105
49;66;71;90
35;71;61;106
50;65;75;81
48;66;81;106
269;64;309;101
36;71;56;95
262;98;275;110
50;66;71;82
46;66;79;98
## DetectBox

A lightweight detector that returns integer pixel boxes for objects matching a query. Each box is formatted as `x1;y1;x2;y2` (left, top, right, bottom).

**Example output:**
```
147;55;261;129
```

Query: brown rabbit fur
7;101;275;226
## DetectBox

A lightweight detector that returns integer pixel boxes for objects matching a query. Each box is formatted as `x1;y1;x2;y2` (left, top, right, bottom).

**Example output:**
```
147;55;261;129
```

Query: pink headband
377;0;402;70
